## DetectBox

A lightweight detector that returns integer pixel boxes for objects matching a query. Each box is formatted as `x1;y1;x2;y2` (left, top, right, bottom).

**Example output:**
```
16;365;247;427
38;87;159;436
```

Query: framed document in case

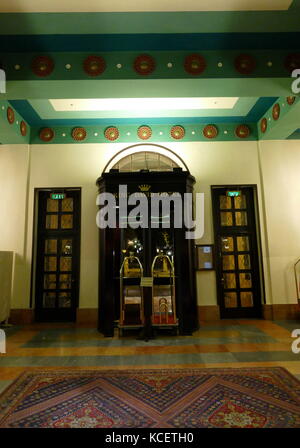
195;244;214;270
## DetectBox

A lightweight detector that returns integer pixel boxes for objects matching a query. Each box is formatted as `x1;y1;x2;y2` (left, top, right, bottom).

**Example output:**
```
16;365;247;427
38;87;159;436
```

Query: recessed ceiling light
50;97;239;112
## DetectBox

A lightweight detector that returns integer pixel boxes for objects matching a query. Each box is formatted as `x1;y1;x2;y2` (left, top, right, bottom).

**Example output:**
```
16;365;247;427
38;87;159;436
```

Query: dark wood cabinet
96;170;198;337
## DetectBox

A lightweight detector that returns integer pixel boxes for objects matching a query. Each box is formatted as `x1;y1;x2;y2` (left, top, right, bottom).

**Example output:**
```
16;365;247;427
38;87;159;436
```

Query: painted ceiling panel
0;4;298;144
0;0;293;13
10;98;274;127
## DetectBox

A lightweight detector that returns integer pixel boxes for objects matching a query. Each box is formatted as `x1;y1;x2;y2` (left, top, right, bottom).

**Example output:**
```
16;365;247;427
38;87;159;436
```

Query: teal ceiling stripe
246;97;278;121
287;129;300;139
1;33;300;52
0;11;300;35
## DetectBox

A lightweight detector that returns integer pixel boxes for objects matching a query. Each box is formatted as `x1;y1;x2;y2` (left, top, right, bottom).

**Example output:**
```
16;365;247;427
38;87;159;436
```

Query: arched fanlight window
112;151;179;172
103;144;189;173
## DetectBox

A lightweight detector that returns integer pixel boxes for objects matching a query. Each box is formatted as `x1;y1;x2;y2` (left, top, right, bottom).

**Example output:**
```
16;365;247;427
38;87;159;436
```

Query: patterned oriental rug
0;367;300;428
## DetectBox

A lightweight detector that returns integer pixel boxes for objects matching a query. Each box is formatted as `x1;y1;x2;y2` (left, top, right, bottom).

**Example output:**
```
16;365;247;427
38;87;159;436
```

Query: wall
4;139;300;319
0;144;30;308
20;140;266;314
170;141;267;307
258;139;300;306
26;143;126;310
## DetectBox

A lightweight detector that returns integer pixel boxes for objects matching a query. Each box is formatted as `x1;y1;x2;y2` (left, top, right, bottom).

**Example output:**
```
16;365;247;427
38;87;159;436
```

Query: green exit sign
51;193;65;200
227;191;241;197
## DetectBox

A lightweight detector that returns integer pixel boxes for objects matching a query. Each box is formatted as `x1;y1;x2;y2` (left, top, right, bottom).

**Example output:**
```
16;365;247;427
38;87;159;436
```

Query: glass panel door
35;189;81;322
212;187;262;318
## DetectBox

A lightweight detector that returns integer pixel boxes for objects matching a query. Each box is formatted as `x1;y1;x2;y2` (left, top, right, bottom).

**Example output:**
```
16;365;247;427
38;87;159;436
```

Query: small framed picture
195;244;215;270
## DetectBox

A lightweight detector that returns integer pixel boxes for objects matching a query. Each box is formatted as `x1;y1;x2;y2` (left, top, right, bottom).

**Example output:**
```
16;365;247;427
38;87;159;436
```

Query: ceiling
0;1;299;145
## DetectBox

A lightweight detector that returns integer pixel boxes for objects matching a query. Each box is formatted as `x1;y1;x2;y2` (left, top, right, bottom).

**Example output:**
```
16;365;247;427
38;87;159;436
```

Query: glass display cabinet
97;168;198;337
151;254;178;333
119;255;144;335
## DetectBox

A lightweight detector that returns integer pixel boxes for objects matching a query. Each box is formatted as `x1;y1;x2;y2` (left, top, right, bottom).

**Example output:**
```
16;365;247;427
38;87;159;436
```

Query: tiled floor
1;319;300;394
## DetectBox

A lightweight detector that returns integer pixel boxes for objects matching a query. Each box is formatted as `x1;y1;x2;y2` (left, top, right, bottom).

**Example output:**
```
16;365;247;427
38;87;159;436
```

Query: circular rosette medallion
39;127;54;142
134;54;155;75
234;54;256;75
260;118;267;134
7;107;15;124
137;126;152;140
287;96;296;105
235;124;250;139
203;124;218;139
285;53;300;73
272;103;280;120
104;127;119;141
83;55;106;76
184;54;206;75
31;56;54;77
72;127;87;141
20;120;27;136
170;125;185;140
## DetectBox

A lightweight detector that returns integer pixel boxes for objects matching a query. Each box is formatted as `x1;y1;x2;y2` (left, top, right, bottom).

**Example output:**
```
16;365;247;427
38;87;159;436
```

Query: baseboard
9;309;34;325
197;305;220;322
8;305;298;326
263;304;300;320
76;308;98;325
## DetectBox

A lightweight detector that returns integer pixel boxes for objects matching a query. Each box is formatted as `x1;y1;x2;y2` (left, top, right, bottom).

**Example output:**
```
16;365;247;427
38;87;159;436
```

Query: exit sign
51;193;65;200
227;191;241;197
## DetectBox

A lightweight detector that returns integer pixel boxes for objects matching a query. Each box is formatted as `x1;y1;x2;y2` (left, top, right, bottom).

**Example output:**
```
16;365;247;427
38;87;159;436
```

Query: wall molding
197;305;220;322
262;304;300;321
9;309;34;325
76;308;98;325
8;304;300;326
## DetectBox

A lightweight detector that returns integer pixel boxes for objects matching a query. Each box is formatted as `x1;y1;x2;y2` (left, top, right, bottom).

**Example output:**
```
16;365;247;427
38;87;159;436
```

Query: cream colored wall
168;141;267;306
0;144;30;308
3;139;300;312
258;140;300;305
26;143;127;309
21;141;266;311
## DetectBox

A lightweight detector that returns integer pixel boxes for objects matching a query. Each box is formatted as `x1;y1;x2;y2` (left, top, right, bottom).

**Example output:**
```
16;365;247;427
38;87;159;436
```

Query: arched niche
103;143;189;173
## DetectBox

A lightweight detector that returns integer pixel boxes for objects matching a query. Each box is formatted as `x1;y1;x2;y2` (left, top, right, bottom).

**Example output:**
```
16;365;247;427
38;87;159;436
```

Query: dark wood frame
96;170;198;337
211;184;264;319
33;188;81;322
